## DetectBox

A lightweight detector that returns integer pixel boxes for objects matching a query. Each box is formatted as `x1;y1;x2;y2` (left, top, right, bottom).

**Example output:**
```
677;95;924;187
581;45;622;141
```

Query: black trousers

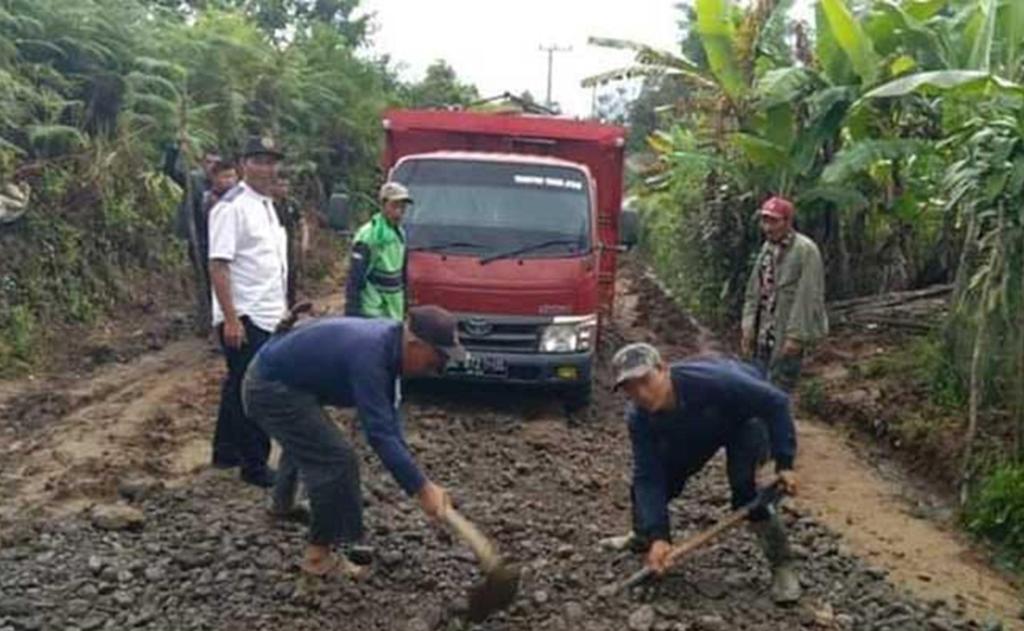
213;316;271;475
631;417;771;546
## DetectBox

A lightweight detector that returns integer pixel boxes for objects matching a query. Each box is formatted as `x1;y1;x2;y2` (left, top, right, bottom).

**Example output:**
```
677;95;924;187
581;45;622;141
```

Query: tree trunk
960;312;986;506
1016;230;1024;461
952;208;981;306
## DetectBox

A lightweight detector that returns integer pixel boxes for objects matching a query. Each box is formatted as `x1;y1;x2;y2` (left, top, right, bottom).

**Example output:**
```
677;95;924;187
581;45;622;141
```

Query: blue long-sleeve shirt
628;358;796;542
253;317;426;496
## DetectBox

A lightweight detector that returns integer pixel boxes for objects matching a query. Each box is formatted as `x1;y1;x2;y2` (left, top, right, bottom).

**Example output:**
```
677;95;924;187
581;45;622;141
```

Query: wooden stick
603;481;782;596
443;508;501;573
828;284;952;313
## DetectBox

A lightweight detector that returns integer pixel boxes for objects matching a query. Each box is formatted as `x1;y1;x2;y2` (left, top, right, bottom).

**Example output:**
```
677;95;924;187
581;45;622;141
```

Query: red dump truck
367;109;630;408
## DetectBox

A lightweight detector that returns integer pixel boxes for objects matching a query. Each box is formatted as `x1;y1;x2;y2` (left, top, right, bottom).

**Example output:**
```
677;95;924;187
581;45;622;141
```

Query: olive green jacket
742;231;828;362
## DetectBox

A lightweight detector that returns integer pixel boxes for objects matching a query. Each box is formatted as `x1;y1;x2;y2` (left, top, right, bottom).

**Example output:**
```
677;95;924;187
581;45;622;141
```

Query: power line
539;44;572;110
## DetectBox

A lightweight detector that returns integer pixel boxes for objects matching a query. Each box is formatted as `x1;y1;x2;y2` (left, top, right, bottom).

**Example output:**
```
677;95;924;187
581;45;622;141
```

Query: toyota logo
464;318;493;337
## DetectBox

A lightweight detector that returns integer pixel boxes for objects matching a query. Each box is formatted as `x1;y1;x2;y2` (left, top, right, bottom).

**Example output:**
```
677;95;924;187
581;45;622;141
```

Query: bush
634;129;757;328
966;464;1024;566
0;1;428;374
862;336;967;410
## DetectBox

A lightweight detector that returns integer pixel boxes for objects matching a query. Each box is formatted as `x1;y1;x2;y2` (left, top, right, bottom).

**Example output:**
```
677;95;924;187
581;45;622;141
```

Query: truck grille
457;316;544;354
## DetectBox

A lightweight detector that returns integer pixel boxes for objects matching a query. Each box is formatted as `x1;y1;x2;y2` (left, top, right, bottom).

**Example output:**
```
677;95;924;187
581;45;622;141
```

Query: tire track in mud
0;338;223;526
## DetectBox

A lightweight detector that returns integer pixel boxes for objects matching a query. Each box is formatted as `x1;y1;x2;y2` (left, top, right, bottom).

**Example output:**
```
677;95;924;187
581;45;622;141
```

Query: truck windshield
393;159;591;259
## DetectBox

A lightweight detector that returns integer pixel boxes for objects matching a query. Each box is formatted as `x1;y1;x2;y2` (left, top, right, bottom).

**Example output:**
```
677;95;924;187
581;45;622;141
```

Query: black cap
408;305;467;362
241;135;285;160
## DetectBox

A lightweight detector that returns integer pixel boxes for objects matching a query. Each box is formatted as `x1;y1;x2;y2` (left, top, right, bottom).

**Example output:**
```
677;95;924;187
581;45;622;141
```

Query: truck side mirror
326;193;350;232
619;207;639;249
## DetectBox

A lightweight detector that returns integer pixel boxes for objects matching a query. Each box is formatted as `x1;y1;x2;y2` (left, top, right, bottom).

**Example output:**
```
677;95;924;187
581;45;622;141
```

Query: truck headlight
539;315;597;353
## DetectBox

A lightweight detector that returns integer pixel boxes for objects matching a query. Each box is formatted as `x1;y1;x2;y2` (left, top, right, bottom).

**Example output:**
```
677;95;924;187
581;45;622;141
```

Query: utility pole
539;44;572;110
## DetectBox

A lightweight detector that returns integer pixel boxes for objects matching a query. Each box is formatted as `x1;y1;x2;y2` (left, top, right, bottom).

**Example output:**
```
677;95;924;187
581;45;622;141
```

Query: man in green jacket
741;196;828;391
344;182;411;320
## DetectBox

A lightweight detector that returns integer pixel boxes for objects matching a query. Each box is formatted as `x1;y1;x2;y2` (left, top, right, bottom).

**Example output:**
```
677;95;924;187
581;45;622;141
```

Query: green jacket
344;213;406;320
742;231;828;362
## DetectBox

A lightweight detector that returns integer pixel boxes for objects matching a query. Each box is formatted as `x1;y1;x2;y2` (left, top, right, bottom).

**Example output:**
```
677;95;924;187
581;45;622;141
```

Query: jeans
214;316;272;475
242;370;365;546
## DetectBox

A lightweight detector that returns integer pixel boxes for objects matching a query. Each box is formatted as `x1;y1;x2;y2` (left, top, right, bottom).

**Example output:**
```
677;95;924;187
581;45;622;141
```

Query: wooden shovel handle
610;479;783;595
443;508;501;573
617;506;753;592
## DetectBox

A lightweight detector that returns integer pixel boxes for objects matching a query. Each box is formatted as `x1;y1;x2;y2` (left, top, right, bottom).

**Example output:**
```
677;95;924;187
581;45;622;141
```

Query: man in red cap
741;196;827;391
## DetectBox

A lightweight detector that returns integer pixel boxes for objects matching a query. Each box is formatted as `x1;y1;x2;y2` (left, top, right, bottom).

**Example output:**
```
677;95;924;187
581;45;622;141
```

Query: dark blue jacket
253;317;425;496
628;358;796;541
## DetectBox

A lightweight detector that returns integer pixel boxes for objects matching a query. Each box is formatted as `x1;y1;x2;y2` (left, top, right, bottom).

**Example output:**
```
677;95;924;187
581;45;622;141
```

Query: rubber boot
750;512;801;605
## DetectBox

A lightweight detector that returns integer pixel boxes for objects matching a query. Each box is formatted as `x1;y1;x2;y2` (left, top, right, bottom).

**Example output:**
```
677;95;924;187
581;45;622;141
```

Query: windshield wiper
479;238;583;266
409;240;484;253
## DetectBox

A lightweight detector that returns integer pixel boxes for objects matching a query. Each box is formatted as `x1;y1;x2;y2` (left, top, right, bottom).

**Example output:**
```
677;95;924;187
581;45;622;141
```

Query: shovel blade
466;563;521;623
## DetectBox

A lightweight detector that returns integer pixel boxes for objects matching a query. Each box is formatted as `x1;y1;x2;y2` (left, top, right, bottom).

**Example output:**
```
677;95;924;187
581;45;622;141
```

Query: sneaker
241;467;277;489
599;531;638;552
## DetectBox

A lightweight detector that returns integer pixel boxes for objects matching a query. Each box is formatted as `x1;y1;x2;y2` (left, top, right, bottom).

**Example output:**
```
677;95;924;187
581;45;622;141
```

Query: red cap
760;196;795;220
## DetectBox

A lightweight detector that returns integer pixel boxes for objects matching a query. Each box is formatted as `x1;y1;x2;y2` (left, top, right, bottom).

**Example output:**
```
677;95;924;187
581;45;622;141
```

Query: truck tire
563;383;592;415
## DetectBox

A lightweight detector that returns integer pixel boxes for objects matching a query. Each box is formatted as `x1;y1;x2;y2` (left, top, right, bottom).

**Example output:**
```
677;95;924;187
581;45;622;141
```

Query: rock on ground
89;503;145;531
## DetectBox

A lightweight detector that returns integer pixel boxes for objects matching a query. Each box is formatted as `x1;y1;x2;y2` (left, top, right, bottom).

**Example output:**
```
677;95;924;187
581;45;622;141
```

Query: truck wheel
563;383;592;416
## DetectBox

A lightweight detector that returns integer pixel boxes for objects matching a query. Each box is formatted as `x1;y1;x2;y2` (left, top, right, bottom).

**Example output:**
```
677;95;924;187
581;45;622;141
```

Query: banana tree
858;0;1024;495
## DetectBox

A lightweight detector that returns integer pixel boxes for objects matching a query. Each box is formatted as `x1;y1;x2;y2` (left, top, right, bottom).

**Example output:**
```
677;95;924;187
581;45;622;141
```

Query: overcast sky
357;1;815;118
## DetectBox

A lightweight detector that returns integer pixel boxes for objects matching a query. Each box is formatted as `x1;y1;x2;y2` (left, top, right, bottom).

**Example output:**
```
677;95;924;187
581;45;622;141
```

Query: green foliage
967;463;1024;564
696;0;746;101
593;1;1024;528
816;3;856;85
798;378;826;416
405;60;480;109
864;70;1024;98
0;305;35;366
821;0;880;85
821;139;928;184
634;126;750;326
0;0;480;372
754;67;822;108
27;124;87;157
967;0;998;72
863;336;967;409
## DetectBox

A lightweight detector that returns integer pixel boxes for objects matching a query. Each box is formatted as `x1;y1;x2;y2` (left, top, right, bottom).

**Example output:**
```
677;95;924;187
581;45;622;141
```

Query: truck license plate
454;356;507;377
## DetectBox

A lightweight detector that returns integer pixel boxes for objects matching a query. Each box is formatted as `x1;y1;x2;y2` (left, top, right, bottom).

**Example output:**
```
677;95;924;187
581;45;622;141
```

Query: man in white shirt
208;136;289;487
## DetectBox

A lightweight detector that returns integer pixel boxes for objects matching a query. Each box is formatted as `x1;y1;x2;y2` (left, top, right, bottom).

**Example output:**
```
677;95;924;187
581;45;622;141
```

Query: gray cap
612;343;662;389
379;181;413;203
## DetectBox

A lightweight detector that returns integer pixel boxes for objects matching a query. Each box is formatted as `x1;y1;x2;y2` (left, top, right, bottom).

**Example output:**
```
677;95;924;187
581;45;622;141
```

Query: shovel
599;479;783;597
442;508;521;623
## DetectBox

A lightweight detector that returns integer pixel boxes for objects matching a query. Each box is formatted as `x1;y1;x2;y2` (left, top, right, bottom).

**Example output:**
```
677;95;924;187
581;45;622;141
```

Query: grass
966;462;1024;571
0;156;186;376
861;335;967;411
799;377;826;416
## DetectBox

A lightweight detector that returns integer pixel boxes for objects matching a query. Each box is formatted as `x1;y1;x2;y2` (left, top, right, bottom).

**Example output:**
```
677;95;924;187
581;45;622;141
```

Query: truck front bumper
442;349;593;388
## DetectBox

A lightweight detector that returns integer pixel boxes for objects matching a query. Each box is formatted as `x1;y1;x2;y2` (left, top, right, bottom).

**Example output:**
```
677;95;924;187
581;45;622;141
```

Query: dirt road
0;267;1018;630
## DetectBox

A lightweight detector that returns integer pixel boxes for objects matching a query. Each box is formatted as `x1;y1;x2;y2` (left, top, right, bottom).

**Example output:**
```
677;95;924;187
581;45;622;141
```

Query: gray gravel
0;274;1004;630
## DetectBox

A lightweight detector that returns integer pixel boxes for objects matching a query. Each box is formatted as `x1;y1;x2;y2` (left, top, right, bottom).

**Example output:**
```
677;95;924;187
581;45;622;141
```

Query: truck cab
381;109;628;408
